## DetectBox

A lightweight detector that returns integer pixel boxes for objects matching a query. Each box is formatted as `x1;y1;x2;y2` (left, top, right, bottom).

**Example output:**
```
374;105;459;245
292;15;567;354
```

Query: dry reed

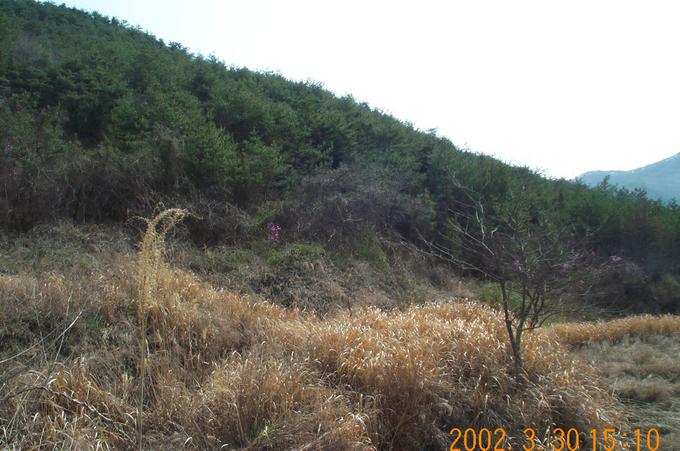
136;209;188;449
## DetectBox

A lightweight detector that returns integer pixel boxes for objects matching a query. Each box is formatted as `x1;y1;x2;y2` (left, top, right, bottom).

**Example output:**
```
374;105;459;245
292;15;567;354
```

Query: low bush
351;231;388;270
265;242;325;269
278;165;436;246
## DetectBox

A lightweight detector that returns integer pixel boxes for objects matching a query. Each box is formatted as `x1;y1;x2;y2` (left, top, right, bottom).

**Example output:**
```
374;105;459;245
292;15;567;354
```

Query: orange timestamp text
449;426;661;451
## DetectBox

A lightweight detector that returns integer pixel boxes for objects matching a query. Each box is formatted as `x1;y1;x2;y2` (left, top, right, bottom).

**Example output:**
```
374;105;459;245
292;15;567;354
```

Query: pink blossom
267;222;281;242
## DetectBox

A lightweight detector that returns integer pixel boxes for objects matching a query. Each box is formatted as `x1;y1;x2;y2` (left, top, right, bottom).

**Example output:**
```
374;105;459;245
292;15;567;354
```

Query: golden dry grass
571;334;680;449
0;262;627;449
0;215;647;449
548;314;680;346
136;209;188;449
552;311;680;449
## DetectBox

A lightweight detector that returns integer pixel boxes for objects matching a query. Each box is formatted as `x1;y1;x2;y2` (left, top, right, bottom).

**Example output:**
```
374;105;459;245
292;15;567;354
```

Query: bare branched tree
423;183;589;381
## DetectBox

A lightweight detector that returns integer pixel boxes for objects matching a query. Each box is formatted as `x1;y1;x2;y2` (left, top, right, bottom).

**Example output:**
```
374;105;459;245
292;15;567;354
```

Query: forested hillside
1;0;679;311
4;2;680;449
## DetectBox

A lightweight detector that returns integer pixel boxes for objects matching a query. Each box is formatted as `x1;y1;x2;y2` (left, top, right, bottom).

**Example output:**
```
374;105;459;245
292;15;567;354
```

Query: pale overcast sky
58;0;680;179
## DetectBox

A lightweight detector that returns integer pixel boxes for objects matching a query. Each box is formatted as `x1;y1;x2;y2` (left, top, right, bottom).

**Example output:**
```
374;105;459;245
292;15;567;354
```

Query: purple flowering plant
266;222;281;242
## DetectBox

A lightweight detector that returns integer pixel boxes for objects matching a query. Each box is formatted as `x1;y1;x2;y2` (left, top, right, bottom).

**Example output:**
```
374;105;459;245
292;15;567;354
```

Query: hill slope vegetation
2;1;678;311
2;2;680;448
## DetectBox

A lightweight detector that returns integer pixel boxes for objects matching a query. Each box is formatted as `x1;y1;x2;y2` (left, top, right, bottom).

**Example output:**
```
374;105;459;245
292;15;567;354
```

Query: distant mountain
578;153;680;203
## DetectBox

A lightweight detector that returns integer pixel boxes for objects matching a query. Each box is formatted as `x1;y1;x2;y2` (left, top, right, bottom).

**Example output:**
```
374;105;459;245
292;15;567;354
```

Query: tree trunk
512;333;523;381
500;281;524;382
505;320;524;381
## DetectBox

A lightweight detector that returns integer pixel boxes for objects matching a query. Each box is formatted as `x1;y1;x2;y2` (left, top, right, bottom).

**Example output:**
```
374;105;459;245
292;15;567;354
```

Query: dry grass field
555;320;680;450
1;217;678;449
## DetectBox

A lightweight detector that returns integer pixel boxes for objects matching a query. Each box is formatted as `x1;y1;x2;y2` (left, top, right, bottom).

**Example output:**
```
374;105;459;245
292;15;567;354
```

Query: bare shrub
0;152;159;231
278;165;435;245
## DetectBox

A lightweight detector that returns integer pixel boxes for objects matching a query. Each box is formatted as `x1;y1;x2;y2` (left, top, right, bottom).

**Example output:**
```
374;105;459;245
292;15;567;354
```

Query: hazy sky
59;0;680;179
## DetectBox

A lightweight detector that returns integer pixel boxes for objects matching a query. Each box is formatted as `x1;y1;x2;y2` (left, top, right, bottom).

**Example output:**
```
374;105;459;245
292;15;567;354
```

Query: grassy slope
574;336;680;449
552;319;680;449
2;221;679;450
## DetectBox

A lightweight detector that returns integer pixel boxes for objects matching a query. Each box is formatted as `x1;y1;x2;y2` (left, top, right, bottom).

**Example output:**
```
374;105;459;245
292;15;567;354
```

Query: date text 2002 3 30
449;427;661;451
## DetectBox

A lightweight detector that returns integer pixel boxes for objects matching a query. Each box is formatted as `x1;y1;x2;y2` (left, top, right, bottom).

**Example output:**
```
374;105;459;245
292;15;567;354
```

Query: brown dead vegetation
4;216;677;449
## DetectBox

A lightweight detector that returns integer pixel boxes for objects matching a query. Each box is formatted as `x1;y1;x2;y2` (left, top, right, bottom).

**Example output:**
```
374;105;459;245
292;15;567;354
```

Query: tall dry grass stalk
136;209;187;450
